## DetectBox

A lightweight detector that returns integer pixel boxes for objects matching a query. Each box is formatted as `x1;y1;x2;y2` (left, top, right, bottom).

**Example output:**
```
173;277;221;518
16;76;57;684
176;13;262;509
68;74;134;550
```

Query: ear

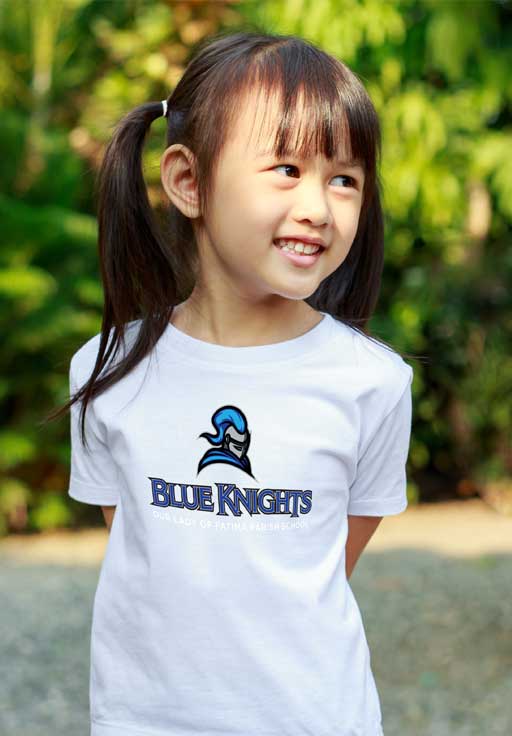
160;144;200;219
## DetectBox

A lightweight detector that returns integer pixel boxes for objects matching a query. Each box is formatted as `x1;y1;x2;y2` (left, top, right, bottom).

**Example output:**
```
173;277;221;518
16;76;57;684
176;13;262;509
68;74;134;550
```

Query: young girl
62;30;414;736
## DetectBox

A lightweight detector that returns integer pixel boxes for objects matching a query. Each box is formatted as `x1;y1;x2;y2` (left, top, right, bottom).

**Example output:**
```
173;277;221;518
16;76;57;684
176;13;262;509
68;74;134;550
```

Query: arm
101;505;116;532
345;515;383;580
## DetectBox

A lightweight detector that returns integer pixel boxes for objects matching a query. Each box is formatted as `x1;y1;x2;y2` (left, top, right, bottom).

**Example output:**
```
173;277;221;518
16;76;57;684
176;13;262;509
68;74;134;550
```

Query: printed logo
197;405;254;479
148;404;313;517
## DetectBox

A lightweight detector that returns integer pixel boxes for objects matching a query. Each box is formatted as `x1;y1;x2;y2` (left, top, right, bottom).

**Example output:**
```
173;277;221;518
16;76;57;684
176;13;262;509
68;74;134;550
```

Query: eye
331;174;358;189
273;164;301;179
273;164;358;188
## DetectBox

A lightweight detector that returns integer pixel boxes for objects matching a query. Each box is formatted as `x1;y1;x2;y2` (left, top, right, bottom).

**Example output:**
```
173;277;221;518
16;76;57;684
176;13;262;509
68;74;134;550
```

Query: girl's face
167;89;366;305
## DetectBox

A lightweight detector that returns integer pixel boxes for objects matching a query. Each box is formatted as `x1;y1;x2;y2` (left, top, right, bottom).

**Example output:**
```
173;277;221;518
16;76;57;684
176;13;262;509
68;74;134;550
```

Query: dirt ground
1;497;510;565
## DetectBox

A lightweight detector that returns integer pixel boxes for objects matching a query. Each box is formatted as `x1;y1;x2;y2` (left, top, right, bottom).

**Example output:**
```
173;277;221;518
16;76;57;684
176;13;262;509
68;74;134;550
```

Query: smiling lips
273;238;324;255
273;238;325;268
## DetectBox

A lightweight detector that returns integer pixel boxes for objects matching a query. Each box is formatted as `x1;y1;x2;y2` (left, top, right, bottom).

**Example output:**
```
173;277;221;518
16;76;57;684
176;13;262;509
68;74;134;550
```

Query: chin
272;283;323;302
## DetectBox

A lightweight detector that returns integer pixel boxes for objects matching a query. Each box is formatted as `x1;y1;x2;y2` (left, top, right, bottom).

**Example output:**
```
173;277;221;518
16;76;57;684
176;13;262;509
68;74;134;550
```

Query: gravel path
1;499;510;735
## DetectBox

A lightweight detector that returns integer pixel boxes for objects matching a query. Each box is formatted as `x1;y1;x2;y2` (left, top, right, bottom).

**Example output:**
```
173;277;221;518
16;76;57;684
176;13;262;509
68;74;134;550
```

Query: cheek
250;194;286;233
226;193;283;245
206;205;267;264
345;219;360;246
334;205;362;239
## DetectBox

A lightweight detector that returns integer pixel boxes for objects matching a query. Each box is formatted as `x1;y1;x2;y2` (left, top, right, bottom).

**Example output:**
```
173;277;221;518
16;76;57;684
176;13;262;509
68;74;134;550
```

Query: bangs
192;33;381;216
221;38;379;176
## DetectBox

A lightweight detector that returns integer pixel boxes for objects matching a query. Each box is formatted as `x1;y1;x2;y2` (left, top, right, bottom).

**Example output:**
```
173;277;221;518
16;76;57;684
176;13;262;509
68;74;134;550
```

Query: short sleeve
347;367;413;516
68;359;120;506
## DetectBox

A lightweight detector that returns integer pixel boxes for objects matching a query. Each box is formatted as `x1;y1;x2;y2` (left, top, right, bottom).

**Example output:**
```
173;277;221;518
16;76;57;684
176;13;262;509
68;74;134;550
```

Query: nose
291;181;332;227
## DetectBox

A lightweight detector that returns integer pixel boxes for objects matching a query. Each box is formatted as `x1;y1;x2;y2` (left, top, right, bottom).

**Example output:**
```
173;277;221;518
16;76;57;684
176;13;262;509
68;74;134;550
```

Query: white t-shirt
68;310;413;736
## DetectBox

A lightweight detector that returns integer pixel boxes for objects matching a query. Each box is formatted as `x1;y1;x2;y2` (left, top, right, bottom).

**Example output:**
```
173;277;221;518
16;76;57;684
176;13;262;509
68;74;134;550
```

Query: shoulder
70;319;143;389
330;317;413;410
354;325;412;379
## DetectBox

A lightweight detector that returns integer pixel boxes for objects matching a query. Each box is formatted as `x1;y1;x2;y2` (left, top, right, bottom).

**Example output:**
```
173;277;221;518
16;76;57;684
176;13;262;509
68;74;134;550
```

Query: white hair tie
161;99;168;117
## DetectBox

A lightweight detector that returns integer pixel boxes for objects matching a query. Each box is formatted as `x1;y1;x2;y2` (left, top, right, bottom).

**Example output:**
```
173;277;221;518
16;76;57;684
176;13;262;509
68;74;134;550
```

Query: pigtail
65;101;178;444
97;100;176;326
44;100;182;448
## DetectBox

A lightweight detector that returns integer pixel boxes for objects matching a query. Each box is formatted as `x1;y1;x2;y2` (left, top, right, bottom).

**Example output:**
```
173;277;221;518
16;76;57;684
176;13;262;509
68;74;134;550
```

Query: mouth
272;239;325;267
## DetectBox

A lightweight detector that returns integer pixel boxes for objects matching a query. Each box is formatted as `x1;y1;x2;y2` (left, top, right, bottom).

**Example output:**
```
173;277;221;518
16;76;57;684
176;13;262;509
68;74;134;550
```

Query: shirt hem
347;494;407;516
68;477;119;506
91;716;384;736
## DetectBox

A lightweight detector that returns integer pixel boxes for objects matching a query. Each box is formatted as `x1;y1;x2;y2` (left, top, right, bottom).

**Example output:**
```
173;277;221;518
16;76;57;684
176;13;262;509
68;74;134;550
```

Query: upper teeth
274;239;321;254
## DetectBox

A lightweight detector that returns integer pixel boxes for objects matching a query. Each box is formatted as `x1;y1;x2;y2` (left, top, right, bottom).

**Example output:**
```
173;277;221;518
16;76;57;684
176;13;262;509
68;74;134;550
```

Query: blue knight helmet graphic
197;405;255;479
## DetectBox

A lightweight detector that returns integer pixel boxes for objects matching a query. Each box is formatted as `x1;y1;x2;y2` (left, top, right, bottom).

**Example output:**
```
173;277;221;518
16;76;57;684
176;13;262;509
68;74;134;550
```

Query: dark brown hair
46;30;417;449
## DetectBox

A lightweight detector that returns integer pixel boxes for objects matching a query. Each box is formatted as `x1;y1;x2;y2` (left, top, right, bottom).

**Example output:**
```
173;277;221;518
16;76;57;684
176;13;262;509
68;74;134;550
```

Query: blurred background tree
0;0;510;535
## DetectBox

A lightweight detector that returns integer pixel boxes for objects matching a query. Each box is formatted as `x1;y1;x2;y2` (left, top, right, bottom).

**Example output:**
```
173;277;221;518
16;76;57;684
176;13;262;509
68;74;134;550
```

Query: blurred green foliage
1;0;511;535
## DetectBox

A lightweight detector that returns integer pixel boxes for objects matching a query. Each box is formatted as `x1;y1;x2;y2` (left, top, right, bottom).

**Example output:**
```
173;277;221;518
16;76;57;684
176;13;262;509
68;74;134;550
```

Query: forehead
225;85;361;167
